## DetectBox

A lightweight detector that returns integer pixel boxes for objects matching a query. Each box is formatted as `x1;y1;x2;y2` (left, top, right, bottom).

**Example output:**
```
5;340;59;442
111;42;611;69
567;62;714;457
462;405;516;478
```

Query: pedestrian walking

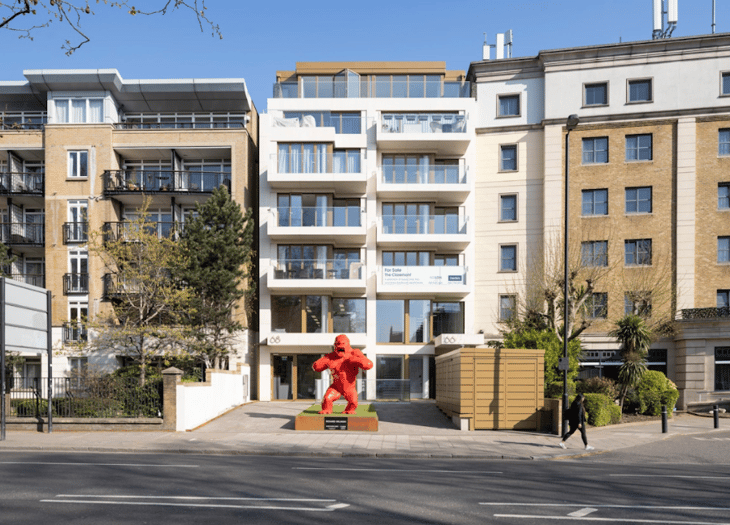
559;394;594;451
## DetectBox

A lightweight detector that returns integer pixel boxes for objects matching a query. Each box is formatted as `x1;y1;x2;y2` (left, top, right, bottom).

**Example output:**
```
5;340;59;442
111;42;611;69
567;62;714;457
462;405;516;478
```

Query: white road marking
480;504;730;511
492;515;730;524
41;500;338;512
56;495;336;502
0;462;198;468
294;467;502;474
610;474;730;480
328;503;351;510
569;508;598;517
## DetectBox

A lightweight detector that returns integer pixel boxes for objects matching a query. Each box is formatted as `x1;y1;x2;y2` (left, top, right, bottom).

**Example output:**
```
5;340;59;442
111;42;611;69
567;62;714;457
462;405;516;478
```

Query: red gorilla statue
312;334;373;414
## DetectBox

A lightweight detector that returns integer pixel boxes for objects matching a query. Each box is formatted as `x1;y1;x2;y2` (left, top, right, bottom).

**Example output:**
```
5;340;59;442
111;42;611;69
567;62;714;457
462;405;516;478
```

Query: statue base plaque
295;403;378;432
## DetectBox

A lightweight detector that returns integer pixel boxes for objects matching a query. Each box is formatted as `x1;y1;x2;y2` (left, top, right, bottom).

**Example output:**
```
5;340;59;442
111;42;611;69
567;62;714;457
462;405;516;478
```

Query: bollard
661;404;668;433
714;404;720;429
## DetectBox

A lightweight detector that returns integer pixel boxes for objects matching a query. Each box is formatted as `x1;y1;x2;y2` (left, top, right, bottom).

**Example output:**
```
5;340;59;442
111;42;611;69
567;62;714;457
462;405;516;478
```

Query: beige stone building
1;69;258;379
469;33;730;408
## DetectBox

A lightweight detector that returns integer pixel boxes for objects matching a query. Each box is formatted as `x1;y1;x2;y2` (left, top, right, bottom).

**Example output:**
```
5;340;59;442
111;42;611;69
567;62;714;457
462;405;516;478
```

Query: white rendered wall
175;367;250;431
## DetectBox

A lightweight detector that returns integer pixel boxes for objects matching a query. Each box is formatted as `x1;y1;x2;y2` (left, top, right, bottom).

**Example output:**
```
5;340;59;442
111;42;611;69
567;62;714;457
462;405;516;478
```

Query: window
719;236;730;263
55;98;103;123
272;295;365;334
720;183;730;210
715;347;730;391
625;292;652;317
498;94;520;117
500;194;517;222
278;143;329;173
382;251;430;266
626;187;652;214
499;295;516;322
584;83;608;106
500;244;517;272
722;72;730;96
625;239;652;266
718;290;729;309
582;137;608;164
720;130;730;156
433;302;464;336
581;241;608;267
628;79;652;103
376;299;445;343
277;194;328;227
582;189;608;216
68;151;88;178
626;134;652;161
332;149;360;173
586;292;608;319
500;144;517;171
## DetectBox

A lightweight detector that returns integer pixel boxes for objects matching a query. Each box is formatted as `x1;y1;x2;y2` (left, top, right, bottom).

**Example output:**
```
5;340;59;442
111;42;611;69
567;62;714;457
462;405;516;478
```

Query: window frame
627;78;653;104
499;294;517;322
583;82;609;107
719;183;730;210
625;134;653;162
582;137;609;164
581;188;609;216
625;186;653;215
581;240;608;267
717;290;730;309
499;243;518;273
586;292;608;319
499;143;518;172
624;291;652;317
625;238;653;266
67;150;88;179
499;193;518;222
496;93;521;118
719;129;730;157
719;236;730;264
714;347;730;391
721;72;730;97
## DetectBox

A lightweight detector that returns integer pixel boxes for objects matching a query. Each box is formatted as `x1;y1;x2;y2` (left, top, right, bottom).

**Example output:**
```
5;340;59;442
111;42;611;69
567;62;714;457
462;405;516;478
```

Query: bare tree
1;0;220;55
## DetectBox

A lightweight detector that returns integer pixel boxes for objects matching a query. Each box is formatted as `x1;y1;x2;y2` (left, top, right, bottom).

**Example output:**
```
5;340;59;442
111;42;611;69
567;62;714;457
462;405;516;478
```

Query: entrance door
272;354;321;400
409;357;423;399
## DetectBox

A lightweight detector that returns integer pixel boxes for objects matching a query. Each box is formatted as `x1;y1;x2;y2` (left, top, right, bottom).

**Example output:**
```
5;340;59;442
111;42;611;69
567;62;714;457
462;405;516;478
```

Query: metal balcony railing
0;112;47;130
274;206;363;228
63;273;89;294
103;170;231;194
273;259;364;280
62;322;88;343
273;80;470;99
102;221;178;242
380;113;467;134
0;222;45;245
63;222;89;244
103;273;142;299
0;172;44;195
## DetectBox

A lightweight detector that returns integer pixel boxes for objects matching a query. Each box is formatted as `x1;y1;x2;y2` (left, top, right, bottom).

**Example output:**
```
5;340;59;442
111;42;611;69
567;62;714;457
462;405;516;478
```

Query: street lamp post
562;114;579;437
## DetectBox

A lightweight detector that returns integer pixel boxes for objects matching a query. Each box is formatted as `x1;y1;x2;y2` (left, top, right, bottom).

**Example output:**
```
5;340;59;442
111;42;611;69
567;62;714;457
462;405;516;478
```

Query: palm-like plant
609;315;651;410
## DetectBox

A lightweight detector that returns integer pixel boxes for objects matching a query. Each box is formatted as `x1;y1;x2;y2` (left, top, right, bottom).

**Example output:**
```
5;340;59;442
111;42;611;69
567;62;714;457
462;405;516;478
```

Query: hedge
583;393;620;427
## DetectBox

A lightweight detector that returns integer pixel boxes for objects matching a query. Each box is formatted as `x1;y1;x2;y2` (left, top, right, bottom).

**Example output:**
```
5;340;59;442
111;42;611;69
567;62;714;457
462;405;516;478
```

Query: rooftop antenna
712;0;716;34
482;33;490;60
653;0;678;39
481;31;513;60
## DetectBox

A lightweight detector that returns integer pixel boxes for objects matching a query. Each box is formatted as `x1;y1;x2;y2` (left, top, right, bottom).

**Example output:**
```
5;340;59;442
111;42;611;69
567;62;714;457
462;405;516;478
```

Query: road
0;430;728;524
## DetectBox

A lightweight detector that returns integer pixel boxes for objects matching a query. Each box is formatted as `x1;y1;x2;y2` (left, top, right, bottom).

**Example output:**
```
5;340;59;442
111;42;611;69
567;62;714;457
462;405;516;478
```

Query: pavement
0;400;727;460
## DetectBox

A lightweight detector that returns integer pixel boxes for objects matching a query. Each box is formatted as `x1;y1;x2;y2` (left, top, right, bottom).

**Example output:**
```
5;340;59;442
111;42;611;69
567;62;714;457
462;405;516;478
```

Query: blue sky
2;0;727;110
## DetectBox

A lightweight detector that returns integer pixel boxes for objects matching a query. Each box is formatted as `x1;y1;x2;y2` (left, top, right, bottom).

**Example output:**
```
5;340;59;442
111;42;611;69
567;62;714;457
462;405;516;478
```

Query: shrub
635;370;679;416
583;393;614;427
609;403;622;424
577;377;619;400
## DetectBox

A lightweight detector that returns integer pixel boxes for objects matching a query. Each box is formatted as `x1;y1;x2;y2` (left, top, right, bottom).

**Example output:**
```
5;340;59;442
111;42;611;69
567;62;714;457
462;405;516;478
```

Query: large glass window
584;83;608;106
68;151;88;178
377;299;405;343
582;137;608;164
277;194;328;227
382;251;430;266
332;298;366;333
581;241;608;267
278;143;329;173
332;149;360;173
625;239;652;266
382;155;429;184
582;189;608;216
626;134;652;161
55;98;103;123
715;347;730;391
626;187;652;214
433;302;464;336
272;295;362;333
382;203;431;234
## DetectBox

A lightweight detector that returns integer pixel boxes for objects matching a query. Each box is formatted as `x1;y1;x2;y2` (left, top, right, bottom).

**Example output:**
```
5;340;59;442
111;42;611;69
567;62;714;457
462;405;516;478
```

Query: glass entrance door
296;355;320;400
272;354;322;400
272;355;292;400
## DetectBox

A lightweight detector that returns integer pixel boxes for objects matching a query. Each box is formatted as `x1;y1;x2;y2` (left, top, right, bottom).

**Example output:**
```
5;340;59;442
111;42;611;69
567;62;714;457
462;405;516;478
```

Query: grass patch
300;403;378;419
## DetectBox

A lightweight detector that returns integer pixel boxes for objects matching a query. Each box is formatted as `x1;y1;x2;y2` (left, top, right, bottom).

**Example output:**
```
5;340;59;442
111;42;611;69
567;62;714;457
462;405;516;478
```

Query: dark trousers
562;424;587;446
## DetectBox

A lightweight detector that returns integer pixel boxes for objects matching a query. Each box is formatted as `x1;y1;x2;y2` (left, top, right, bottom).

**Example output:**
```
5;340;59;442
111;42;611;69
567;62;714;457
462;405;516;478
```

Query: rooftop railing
274;80;470;99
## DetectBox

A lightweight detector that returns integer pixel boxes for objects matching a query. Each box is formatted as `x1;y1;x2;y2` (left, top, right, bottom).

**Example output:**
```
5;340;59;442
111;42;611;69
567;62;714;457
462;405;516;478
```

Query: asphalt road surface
0;432;728;524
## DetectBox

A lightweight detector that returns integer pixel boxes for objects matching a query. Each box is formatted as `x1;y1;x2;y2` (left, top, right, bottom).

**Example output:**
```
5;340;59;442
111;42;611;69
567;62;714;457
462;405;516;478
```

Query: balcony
103;221;178;242
268;259;366;293
0;172;44;195
377;265;469;298
268;207;366;244
63;222;89;244
377;113;470;156
377;161;469;204
63;273;89;294
273;79;470;99
378;214;469;250
267;154;366;193
0;112;47;130
103;170;231;195
114;113;246;129
103;273;141;299
0;222;44;246
62;322;88;343
7;273;45;288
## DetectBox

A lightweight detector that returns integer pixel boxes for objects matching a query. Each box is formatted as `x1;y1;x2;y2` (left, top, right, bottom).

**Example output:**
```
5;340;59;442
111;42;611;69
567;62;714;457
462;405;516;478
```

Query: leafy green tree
85;200;190;385
609;314;651;410
501;328;582;398
0;242;16;275
1;1;220;55
176;186;255;369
